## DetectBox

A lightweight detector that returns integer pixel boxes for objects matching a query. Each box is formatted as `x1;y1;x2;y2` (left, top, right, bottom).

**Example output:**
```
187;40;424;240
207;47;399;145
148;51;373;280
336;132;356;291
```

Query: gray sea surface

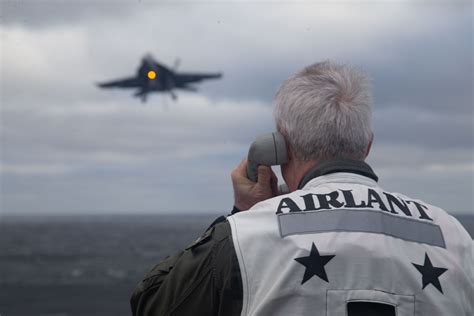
0;213;472;316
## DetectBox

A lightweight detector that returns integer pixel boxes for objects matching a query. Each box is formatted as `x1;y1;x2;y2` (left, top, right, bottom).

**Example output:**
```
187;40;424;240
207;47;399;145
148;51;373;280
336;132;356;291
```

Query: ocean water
0;214;216;316
0;213;472;316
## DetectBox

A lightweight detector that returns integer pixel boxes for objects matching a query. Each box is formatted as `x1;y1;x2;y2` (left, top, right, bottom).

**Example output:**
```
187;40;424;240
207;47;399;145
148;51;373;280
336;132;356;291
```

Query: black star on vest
294;243;335;284
412;252;448;294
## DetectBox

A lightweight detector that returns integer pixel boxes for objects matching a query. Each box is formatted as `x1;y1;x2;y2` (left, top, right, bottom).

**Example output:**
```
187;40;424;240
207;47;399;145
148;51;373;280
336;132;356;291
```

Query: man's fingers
232;159;248;178
270;171;279;195
257;165;271;185
233;163;276;210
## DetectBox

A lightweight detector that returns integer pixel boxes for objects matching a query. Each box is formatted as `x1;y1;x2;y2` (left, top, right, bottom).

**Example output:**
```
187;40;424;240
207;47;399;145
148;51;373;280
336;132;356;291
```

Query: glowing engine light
147;71;156;80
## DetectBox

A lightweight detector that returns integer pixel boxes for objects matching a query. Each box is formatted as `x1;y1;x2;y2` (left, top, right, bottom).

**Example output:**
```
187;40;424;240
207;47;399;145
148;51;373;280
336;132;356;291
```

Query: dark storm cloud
0;0;137;28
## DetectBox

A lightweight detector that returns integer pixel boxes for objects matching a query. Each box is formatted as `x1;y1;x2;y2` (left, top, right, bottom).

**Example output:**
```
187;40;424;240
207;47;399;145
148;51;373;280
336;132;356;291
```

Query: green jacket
130;217;243;316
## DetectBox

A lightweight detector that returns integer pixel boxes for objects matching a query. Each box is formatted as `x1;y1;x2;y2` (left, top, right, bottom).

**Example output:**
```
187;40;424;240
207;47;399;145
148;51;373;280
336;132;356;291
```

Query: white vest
228;172;473;316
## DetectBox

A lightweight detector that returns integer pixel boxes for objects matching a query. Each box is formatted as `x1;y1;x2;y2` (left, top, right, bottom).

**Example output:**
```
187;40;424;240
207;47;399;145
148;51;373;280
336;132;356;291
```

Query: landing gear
170;91;177;101
133;89;148;103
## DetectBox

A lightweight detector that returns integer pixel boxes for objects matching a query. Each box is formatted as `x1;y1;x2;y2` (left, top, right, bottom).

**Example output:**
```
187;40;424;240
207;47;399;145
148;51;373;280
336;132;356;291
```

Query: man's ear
284;136;294;162
365;133;374;158
278;130;292;162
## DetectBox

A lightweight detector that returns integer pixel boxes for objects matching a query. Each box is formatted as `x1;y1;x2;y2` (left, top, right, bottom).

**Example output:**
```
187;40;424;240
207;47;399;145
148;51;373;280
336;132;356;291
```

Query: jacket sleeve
130;219;242;316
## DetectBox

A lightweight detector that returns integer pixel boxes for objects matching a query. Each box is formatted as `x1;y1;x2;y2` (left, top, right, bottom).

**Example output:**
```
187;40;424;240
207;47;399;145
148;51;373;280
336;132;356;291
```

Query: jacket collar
297;159;378;190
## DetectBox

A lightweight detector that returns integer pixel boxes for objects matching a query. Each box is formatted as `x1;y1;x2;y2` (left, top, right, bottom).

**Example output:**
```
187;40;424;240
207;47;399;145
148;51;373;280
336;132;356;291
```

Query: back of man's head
273;61;373;162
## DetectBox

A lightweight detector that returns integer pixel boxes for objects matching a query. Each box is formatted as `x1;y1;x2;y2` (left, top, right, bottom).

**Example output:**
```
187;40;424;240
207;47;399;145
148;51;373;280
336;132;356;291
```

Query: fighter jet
97;55;222;102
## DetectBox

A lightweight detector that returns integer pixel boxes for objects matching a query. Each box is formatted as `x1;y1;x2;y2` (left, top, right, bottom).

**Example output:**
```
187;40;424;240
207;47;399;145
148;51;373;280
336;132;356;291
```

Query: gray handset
247;132;289;193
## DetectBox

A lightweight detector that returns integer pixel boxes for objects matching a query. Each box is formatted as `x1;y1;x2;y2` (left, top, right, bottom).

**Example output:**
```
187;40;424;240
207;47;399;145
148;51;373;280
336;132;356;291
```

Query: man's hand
231;159;278;211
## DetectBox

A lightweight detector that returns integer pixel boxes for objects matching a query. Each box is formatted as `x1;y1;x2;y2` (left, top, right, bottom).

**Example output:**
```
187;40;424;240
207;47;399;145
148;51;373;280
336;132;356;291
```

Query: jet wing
176;73;222;84
97;76;141;88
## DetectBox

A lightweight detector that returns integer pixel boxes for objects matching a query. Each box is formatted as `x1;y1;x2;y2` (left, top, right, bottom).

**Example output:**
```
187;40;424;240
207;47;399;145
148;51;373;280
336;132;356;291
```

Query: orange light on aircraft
147;70;156;80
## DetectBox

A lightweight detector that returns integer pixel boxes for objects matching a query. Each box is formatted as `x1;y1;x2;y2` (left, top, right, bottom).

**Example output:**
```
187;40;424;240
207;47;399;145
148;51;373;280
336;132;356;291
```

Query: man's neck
284;159;319;192
297;159;378;190
284;158;378;192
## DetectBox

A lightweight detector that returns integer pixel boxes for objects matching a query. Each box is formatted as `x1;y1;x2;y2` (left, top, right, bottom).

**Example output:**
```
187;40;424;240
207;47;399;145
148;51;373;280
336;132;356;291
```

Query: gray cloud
0;0;138;29
373;106;473;149
1;2;472;215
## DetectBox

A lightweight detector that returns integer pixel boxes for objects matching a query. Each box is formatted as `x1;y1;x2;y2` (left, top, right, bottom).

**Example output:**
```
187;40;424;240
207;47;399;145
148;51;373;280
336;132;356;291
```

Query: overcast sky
1;0;472;216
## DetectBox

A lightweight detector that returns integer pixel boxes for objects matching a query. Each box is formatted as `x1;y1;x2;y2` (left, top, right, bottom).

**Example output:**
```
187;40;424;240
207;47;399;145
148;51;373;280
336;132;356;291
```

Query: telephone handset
247;132;289;193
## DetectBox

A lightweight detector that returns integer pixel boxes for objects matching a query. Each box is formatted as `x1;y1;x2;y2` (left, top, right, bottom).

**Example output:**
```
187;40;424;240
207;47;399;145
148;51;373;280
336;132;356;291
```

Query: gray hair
273;61;373;161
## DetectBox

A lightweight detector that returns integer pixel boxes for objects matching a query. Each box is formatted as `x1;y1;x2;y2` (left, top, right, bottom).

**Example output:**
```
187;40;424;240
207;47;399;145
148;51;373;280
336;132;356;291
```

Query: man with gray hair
131;61;473;316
